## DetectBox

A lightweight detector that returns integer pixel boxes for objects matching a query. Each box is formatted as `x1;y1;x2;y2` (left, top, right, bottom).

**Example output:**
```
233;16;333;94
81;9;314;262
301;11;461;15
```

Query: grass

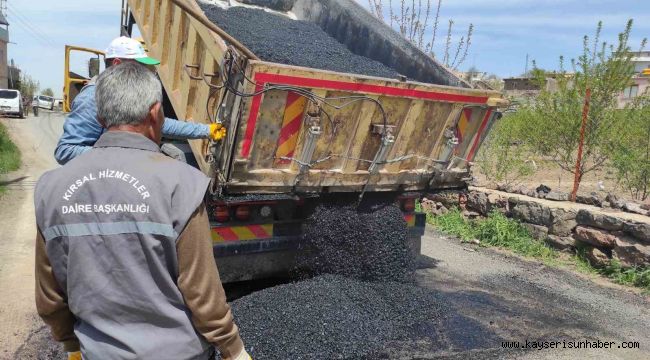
429;209;650;292
0;121;21;193
431;209;558;264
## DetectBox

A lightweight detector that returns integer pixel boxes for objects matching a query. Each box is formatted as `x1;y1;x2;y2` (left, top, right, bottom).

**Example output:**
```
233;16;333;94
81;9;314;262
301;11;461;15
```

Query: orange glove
68;352;82;360
209;123;227;141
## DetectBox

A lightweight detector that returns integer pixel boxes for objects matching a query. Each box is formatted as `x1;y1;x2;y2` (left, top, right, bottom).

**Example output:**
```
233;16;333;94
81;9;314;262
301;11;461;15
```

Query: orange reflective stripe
456;108;473;143
275;92;307;164
212;224;273;243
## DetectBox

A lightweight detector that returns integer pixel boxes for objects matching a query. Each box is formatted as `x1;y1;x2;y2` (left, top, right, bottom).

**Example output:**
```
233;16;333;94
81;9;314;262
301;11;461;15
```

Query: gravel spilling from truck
225;274;445;359
298;201;415;281
220;201;430;358
198;4;400;79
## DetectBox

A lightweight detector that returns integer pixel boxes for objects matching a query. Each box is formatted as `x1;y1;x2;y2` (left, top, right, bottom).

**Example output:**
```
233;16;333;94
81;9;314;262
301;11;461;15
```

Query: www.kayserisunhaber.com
501;339;640;350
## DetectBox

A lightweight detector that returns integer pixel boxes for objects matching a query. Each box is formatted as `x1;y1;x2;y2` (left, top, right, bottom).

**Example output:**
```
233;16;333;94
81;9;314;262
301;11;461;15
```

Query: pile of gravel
226;274;445;359
298;201;414;281
199;5;400;79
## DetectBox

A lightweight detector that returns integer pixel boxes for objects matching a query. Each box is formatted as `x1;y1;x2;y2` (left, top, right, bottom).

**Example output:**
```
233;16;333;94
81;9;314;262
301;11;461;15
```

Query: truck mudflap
212;213;426;282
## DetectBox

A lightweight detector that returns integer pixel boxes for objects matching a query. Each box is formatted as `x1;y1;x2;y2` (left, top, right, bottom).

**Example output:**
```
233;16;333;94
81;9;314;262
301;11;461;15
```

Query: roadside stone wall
423;189;650;269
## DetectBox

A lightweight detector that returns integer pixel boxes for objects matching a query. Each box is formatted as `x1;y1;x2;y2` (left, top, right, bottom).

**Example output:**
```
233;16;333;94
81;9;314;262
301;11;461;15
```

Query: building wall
617;51;650;108
0;39;7;89
618;77;649;108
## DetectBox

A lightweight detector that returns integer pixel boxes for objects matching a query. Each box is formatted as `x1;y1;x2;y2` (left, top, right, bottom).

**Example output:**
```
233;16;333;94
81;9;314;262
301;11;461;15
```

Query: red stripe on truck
240;72;491;158
466;108;493;162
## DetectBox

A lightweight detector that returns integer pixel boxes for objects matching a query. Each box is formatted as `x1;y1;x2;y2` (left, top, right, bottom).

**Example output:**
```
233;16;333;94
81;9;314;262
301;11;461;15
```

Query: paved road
2;112;650;359
411;229;650;359
0;111;63;359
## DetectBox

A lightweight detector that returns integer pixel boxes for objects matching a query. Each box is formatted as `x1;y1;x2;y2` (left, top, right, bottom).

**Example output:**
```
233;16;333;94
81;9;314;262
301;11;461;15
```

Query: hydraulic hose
167;0;260;61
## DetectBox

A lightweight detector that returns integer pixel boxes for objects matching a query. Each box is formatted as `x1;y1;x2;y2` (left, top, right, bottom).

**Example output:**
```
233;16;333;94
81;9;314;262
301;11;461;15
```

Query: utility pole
0;0;6;18
524;53;529;77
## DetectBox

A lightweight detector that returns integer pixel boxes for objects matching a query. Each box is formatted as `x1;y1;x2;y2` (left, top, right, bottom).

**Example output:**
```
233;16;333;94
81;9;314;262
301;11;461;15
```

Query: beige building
0;12;8;89
617;51;650;108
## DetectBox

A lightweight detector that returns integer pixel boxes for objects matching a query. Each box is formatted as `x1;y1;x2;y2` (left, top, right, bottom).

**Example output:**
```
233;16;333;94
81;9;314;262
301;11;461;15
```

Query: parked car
33;95;55;110
0;89;24;118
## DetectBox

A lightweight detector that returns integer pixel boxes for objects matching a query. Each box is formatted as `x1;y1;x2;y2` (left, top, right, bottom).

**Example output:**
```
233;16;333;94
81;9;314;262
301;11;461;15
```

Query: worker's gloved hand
67;351;82;360
209;123;227;141
233;349;252;360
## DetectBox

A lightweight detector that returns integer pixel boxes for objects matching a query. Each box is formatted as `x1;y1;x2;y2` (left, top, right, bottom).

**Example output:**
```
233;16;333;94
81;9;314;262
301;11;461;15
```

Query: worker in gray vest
34;62;251;360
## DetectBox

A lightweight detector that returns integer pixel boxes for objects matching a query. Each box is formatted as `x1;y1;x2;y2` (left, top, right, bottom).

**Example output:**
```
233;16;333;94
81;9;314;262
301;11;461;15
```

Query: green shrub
430;210;649;291
0;122;21;193
476;112;535;187
607;95;650;200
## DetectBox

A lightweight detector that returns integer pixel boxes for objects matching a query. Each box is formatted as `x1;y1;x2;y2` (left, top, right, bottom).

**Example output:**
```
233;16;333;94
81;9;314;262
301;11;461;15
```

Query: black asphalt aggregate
225;274;446;359
299;201;414;281
199;5;400;79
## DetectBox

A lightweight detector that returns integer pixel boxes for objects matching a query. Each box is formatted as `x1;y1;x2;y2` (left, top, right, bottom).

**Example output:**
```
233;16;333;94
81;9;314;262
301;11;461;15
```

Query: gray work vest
35;131;212;360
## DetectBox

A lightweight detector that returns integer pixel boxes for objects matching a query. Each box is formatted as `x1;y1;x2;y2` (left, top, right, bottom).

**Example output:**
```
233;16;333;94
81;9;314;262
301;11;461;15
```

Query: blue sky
5;0;649;97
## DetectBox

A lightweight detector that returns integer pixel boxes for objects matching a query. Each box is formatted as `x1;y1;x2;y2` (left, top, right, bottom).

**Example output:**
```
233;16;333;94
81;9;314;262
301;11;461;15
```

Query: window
0;90;17;99
623;85;639;99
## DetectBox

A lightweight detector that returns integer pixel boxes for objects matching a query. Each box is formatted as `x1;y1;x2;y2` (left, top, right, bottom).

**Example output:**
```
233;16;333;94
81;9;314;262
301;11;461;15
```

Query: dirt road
2;111;649;359
0;111;63;359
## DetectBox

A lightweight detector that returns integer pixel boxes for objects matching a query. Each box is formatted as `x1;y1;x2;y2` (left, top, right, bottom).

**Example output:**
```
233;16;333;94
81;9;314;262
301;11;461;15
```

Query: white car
0;89;24;118
34;95;55;110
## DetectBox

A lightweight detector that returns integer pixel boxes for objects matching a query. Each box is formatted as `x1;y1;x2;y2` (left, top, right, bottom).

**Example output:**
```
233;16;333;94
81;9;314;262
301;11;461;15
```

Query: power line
6;8;54;45
6;8;50;44
5;15;50;47
6;5;58;45
7;3;56;43
5;12;50;46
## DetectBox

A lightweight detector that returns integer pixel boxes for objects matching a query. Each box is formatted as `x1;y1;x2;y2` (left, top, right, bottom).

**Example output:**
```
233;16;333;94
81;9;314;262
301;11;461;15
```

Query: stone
525;190;538;198
462;210;481;219
458;193;468;211
545;191;570;201
605;193;625;210
487;193;509;214
612;237;650;268
536;184;551;194
642;203;650;211
510;199;552;226
545;235;577;251
623;202;648;216
576;193;603;207
622;222;650;244
521;223;549;240
496;184;515;193
574;226;617;248
467;191;490;215
420;198;437;214
576;210;624;231
583;246;610;268
548;208;577;237
426;192;460;209
514;186;528;195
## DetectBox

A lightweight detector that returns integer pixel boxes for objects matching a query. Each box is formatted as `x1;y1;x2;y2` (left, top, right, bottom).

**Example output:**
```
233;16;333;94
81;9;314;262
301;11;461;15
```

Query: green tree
608;94;650;200
42;88;55;97
18;74;39;99
518;20;646;194
476;111;535;186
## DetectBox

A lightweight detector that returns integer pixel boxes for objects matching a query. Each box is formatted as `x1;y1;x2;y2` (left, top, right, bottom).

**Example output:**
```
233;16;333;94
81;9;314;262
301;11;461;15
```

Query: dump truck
115;0;506;282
